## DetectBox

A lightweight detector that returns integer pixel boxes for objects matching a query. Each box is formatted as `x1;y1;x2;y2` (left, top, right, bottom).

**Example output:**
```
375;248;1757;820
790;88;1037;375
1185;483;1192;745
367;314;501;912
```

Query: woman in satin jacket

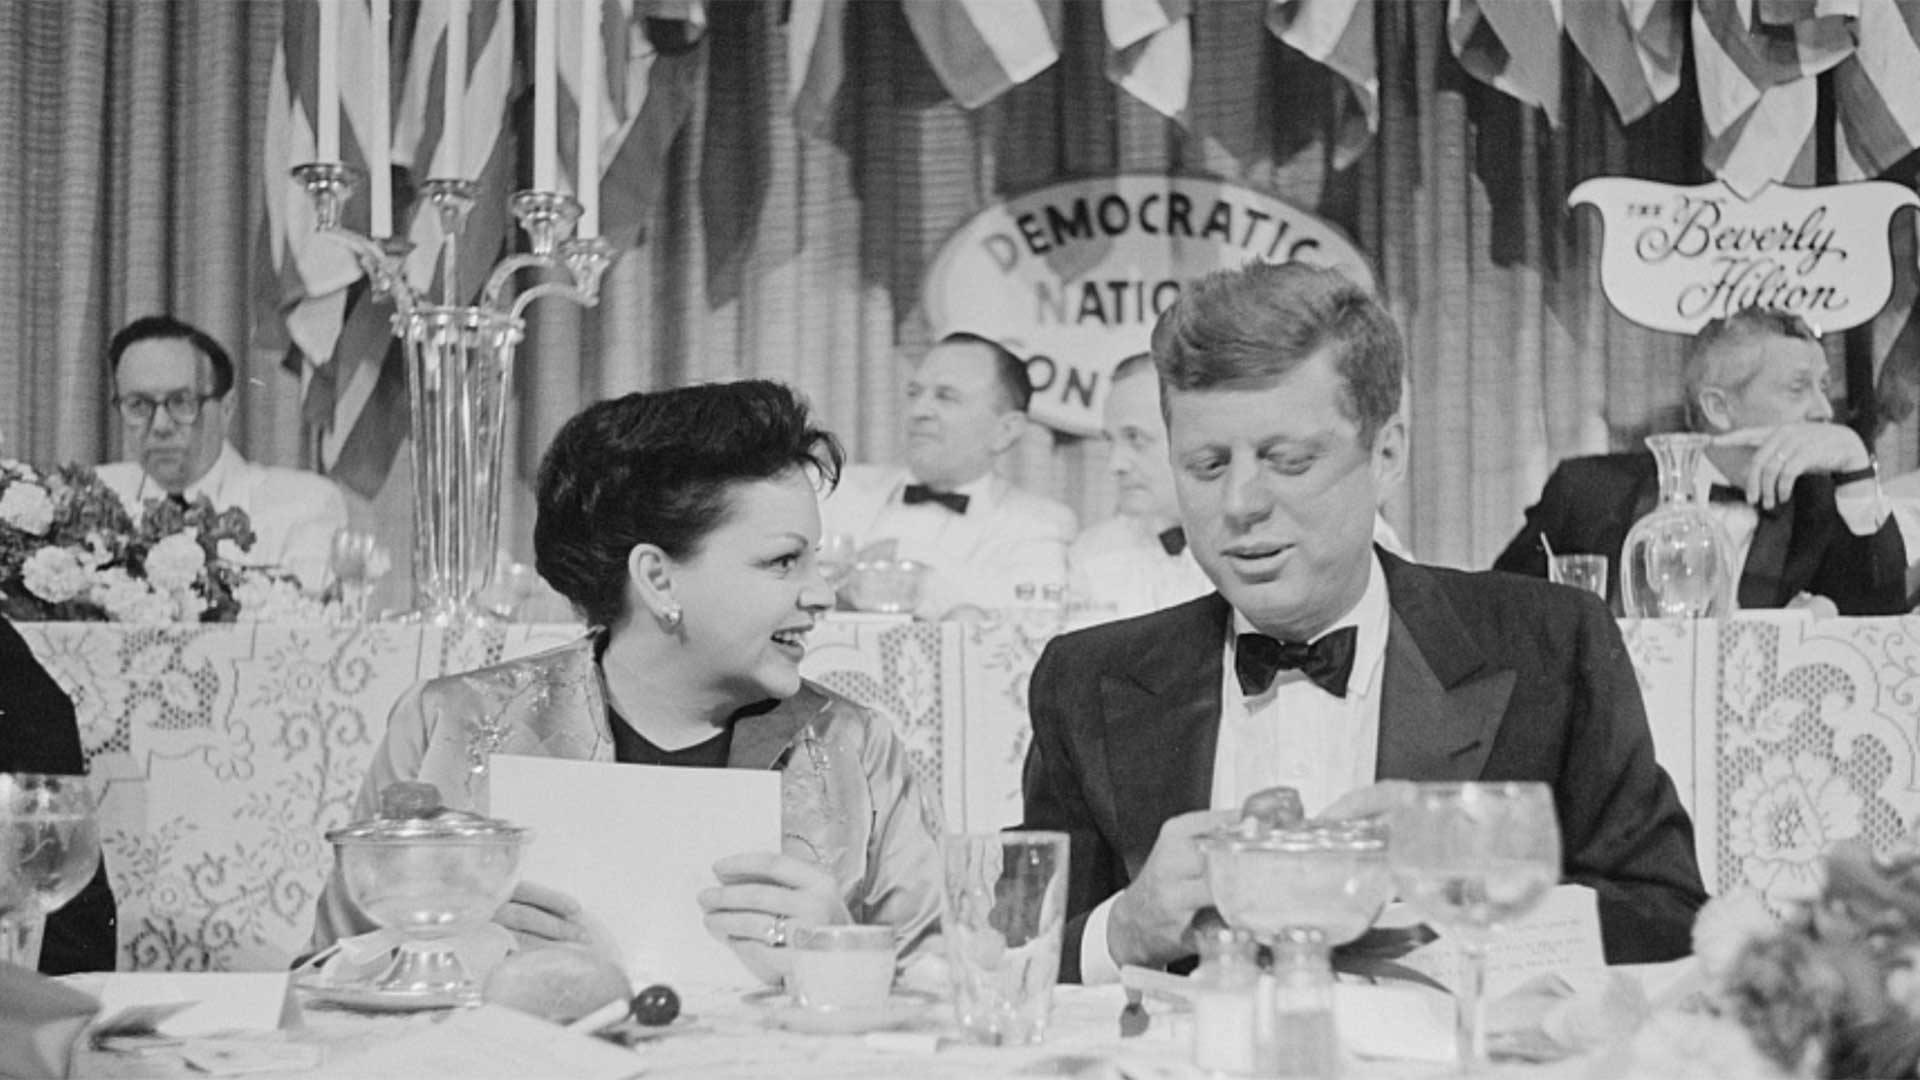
310;381;941;983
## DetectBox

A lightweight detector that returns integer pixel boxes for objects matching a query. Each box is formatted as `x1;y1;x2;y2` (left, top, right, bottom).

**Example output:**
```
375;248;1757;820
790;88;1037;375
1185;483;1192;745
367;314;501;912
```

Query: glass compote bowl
1386;782;1561;1074
0;773;102;968
326;784;527;1004
1198;817;1395;954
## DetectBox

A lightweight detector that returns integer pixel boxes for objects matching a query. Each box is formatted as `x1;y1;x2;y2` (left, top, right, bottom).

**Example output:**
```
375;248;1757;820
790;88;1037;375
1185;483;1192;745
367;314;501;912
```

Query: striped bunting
1447;0;1565;126
1691;0;1855;196
1835;0;1920;180
900;0;1063;111
1564;0;1683;125
1104;0;1192;122
1267;0;1378;168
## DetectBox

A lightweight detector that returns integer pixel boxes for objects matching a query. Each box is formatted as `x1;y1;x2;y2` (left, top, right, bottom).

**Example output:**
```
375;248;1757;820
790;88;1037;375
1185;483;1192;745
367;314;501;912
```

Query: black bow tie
165;492;192;510
1708;484;1747;505
1235;626;1358;698
1157;527;1186;556
902;484;969;514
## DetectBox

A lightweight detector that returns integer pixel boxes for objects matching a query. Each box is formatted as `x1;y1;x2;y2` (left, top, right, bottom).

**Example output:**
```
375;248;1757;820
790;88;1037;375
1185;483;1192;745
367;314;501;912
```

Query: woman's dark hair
534;380;844;628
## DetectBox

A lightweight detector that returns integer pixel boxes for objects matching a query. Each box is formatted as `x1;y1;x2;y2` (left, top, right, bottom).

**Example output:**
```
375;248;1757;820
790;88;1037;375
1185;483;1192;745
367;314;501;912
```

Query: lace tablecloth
20;611;1919;971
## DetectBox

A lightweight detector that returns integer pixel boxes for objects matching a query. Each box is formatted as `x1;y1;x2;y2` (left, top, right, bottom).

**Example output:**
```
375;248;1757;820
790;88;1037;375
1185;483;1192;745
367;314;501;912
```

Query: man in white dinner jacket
96;315;348;594
822;333;1077;619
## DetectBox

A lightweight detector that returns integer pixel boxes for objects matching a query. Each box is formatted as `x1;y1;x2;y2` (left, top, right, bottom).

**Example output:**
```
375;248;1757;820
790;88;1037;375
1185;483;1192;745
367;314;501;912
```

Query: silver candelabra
294;162;613;626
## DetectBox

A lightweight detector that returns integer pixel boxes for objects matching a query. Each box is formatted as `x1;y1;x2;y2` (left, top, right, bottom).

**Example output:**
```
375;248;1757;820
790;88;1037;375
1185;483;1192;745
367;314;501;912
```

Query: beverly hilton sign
1569;177;1919;335
923;175;1375;436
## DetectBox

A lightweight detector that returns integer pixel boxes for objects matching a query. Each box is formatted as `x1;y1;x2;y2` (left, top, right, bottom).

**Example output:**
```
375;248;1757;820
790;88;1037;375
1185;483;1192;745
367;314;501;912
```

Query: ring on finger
766;914;790;949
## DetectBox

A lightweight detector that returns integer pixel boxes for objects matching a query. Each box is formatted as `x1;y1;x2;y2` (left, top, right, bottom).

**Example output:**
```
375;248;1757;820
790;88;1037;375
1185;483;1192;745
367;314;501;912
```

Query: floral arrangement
0;458;324;623
1693;840;1920;1078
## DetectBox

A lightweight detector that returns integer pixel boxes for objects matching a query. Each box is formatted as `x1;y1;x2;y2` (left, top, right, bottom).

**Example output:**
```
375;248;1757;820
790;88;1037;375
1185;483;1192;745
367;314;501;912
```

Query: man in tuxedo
1493;307;1906;615
97;315;349;594
1020;261;1706;983
0;615;117;973
822;333;1077;618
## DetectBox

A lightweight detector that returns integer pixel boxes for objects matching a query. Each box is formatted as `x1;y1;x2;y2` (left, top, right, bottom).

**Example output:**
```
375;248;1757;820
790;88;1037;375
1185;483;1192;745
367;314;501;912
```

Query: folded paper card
490;755;780;992
88;972;296;1036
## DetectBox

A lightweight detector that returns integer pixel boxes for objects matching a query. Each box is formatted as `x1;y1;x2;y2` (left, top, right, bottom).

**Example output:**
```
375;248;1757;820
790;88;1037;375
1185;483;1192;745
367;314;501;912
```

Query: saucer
294;971;477;1013
745;988;938;1035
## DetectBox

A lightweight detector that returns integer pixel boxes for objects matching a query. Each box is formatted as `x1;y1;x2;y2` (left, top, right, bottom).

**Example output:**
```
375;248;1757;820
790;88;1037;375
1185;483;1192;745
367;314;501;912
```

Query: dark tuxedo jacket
1020;553;1706;981
1492;452;1908;616
0;615;117;973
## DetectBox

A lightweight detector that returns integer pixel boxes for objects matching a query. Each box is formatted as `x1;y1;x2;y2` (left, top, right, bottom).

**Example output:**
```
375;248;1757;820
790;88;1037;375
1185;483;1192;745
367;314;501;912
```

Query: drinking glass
330;529;393;622
818;533;858;595
1386;782;1561;1074
941;831;1069;1045
0;773;102;968
1549;554;1609;602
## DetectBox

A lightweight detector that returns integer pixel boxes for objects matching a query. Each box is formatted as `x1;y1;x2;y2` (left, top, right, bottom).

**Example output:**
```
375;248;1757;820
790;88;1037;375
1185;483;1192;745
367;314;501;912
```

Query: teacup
787;924;895;1012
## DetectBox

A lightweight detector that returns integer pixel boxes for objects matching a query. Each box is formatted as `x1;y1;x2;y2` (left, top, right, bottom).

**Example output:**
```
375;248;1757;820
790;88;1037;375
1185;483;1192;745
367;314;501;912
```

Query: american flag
1105;0;1192;123
1267;0;1378;168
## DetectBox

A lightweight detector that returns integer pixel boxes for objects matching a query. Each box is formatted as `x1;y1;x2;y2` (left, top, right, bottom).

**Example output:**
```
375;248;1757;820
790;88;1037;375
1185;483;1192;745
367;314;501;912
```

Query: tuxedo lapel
1375;558;1514;783
1103;594;1227;869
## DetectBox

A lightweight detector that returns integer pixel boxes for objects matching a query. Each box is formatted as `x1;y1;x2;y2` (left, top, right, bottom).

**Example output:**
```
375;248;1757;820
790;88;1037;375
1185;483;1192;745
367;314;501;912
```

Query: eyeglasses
113;391;220;427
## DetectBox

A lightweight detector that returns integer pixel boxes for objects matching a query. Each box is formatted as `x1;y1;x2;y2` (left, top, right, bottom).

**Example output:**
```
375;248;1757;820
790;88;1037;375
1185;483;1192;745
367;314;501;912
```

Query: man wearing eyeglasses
1494;306;1908;616
96;315;348;593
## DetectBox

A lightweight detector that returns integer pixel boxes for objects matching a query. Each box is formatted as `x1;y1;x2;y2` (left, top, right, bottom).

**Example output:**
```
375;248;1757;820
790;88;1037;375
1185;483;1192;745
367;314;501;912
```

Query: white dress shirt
1066;516;1213;623
1078;553;1391;984
821;464;1077;617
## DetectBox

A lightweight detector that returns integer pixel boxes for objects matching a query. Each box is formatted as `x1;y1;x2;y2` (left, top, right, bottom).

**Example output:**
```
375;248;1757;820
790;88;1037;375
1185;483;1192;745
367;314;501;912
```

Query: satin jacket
309;637;944;959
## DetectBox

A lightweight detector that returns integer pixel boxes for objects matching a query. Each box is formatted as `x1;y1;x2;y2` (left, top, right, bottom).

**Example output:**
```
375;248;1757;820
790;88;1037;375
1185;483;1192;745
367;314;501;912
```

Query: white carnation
20;545;90;603
0;481;55;536
92;568;178;625
1691;888;1776;982
233;572;327;622
144;530;206;593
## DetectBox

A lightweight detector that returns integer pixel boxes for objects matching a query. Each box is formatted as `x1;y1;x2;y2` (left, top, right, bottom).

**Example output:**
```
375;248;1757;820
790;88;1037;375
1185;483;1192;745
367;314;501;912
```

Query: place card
1390;883;1607;1000
90;972;295;1036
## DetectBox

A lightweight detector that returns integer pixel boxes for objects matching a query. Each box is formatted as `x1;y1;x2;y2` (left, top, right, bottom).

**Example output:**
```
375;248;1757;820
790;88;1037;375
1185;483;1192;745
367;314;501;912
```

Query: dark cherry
630;983;681;1026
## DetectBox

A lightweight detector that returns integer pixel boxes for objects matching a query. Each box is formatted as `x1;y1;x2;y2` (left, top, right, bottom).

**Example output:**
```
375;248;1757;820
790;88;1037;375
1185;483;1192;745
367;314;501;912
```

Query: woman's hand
697;852;851;984
494;880;607;954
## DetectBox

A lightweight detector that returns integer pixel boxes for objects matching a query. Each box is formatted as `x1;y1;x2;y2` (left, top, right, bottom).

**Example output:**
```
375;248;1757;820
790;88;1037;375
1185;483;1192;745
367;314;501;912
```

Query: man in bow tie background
1493;306;1907;615
1019;261;1705;983
821;332;1077;619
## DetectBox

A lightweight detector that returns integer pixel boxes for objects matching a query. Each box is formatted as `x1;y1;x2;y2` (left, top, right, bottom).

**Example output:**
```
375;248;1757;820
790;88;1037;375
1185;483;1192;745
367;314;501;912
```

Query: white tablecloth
21;611;1920;971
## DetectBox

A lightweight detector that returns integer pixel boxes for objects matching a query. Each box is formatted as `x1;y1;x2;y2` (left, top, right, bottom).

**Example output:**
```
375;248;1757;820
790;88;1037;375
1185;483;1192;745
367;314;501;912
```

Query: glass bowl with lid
326;783;529;1000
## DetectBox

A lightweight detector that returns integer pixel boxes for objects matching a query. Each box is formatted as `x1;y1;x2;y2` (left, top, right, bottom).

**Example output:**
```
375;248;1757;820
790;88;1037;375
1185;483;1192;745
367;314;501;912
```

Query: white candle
370;0;392;236
443;0;467;177
577;0;600;236
534;0;557;191
317;0;340;161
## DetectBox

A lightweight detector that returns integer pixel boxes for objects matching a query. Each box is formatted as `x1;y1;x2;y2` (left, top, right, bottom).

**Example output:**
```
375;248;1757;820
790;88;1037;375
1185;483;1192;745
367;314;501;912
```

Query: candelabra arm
481;254;561;312
314;231;420;317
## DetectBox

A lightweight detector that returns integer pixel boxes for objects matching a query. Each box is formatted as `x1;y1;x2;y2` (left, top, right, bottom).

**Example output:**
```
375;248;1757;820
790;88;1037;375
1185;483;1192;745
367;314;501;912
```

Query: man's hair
533;380;844;629
1683;306;1821;418
937;332;1033;414
1110;352;1155;386
1150;261;1403;445
107;315;236;398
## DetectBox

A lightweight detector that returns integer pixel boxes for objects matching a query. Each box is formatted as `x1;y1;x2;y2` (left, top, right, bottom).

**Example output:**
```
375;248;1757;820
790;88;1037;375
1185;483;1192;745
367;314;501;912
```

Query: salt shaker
1264;930;1340;1080
1191;923;1261;1076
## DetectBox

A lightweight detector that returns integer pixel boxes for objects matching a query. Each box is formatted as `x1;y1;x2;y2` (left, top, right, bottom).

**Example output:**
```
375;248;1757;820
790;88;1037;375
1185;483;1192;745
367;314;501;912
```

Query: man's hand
1106;809;1238;969
1713;423;1873;511
1320;780;1415;822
